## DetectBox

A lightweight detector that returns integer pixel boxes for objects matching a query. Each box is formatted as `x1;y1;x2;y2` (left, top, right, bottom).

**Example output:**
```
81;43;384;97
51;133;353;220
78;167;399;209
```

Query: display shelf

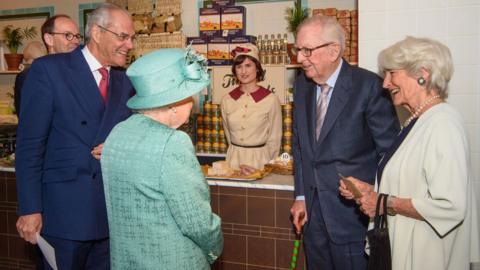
0;70;20;74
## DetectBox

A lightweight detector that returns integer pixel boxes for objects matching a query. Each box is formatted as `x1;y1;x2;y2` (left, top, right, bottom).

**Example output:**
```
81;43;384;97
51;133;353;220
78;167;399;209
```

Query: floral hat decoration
126;46;210;110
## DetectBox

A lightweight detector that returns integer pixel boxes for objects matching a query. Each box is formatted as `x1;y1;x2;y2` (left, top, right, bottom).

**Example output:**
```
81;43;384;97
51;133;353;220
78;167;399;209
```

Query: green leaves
285;3;309;38
3;25;37;54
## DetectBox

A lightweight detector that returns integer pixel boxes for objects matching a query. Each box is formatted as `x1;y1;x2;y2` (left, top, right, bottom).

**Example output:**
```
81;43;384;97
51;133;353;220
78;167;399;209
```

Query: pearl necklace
403;94;441;127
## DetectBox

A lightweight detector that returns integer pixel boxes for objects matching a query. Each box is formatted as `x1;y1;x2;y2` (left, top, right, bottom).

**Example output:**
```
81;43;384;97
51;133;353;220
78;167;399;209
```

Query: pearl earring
171;108;177;113
417;77;426;86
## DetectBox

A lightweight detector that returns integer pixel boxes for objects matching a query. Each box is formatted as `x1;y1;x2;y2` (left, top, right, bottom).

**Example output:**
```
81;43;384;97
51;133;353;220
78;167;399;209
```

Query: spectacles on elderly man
96;24;136;42
49;32;83;41
292;42;335;57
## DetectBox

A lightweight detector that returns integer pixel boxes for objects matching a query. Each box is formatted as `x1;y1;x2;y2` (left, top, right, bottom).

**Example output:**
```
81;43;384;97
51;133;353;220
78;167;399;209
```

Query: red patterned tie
98;67;109;103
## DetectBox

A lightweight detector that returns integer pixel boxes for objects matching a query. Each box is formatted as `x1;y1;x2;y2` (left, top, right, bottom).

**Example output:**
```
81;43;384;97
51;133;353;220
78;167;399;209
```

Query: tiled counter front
0;169;305;270
0;171;38;269
209;176;306;270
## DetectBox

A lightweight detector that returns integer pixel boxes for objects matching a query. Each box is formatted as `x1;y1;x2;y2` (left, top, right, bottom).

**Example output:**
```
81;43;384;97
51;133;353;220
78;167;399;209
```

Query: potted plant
285;1;309;64
2;25;37;70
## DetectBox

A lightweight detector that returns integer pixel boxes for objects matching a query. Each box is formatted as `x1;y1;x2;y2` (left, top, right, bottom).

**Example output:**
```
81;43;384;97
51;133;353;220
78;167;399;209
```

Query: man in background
15;3;135;269
290;15;399;270
14;14;80;117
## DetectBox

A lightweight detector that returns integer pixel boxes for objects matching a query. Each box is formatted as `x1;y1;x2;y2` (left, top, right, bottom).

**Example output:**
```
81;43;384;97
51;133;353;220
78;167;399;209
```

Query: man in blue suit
15;3;135;269
290;15;399;269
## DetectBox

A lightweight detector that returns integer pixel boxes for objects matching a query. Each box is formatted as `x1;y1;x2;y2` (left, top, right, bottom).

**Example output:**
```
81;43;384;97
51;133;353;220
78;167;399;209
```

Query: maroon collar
228;86;271;103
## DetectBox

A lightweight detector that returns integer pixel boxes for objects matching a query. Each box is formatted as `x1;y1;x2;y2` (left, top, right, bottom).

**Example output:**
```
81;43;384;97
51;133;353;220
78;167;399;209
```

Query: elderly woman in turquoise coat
101;47;223;269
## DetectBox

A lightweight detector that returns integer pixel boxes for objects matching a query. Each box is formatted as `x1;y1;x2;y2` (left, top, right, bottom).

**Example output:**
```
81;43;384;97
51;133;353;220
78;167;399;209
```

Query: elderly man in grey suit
290;15;399;270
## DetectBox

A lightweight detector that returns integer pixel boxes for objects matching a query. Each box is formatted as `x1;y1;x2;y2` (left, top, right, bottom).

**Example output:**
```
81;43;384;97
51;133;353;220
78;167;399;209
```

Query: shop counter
0;167;306;270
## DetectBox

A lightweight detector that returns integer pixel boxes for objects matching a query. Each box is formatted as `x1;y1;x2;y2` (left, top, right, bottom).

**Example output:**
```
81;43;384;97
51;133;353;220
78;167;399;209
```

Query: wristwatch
386;195;397;216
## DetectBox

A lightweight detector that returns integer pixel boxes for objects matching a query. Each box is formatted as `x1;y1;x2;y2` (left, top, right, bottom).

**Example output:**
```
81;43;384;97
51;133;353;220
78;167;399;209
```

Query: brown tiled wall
0;172;38;269
0;172;306;270
210;185;306;270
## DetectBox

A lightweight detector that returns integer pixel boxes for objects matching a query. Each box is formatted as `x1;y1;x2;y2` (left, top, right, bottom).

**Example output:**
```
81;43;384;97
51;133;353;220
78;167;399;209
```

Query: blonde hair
297;15;346;54
378;36;453;98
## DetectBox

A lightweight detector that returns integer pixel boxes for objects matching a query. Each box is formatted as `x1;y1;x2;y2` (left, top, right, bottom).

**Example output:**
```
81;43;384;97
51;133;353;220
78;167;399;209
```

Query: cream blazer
375;103;479;270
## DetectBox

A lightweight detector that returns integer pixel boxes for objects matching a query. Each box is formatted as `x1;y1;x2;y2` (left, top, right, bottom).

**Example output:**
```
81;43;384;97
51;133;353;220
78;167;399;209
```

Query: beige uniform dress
221;86;282;170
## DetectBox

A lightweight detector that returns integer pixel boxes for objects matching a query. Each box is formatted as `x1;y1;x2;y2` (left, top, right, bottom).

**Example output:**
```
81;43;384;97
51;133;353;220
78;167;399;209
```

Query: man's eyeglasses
292;42;335;57
49;32;82;41
96;24;136;42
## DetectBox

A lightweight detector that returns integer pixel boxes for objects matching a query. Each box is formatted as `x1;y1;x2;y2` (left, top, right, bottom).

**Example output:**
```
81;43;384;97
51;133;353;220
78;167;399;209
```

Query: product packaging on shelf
220;6;246;37
207;37;231;65
199;8;222;38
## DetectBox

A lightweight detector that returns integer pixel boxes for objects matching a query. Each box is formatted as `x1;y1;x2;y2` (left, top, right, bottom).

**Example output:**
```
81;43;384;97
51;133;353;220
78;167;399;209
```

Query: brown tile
260;232;290;240
7;211;17;235
247;188;274;198
0;211;7;234
233;224;259;231
222;234;246;264
261;227;290;234
275;239;295;269
0;235;8;257
275;198;294;229
247;237;274;267
247;265;276;270
247;197;274;227
275;190;293;199
220;262;246;270
219;186;246;196
211;193;220;214
232;229;260;237
210;185;219;194
9;235;35;260
6;172;16;180
6;179;17;202
222;223;233;229
0;178;6;202
219;195;246;224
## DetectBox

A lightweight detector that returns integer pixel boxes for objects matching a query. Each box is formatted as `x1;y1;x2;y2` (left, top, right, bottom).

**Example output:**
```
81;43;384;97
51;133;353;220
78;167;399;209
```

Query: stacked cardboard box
312;8;358;64
187;35;257;66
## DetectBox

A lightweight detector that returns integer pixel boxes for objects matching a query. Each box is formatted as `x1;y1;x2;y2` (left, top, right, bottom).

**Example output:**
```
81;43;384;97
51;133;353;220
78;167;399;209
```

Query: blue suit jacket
293;61;399;244
15;47;134;241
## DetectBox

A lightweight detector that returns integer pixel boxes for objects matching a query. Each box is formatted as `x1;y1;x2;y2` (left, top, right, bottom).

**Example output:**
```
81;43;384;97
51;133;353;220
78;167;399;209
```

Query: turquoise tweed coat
101;114;223;269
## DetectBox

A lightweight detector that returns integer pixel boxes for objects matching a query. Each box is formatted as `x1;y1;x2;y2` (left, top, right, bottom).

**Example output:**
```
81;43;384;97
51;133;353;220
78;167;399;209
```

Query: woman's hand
358;191;380;218
338;176;380;217
338;176;374;201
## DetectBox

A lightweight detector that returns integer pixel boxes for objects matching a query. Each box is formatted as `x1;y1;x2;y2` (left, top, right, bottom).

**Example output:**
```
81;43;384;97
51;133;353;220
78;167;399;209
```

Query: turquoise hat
126;47;210;110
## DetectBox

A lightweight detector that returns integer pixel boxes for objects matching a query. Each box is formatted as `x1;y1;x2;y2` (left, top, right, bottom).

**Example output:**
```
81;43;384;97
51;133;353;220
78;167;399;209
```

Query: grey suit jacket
292;60;400;244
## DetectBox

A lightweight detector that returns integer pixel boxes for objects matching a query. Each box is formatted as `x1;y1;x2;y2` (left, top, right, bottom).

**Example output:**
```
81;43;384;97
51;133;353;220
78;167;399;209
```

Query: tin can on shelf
219;129;226;143
282;144;292;154
211;116;221;131
283;116;293;132
282;130;293;145
204;129;212;142
203;115;212;130
196;141;204;152
219;142;227;153
196;114;204;128
204;141;212;153
203;102;212;116
282;103;293;116
196;128;204;141
211;129;219;142
212;142;220;153
211;103;221;117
